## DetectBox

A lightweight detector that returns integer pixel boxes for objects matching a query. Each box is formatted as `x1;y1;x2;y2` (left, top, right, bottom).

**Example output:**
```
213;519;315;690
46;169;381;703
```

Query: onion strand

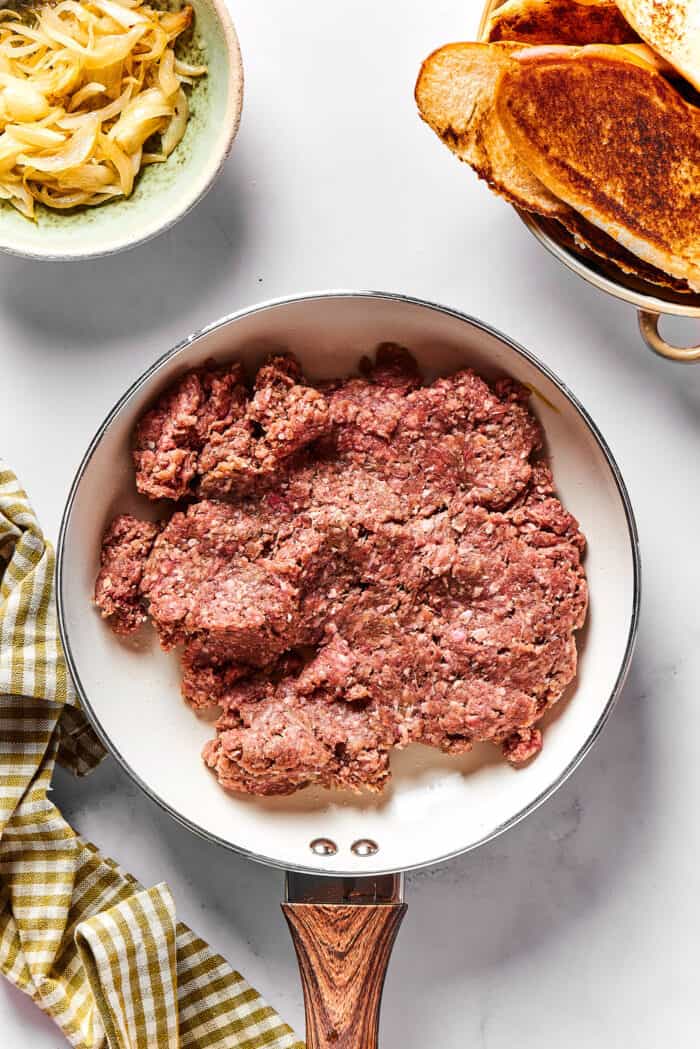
0;0;205;218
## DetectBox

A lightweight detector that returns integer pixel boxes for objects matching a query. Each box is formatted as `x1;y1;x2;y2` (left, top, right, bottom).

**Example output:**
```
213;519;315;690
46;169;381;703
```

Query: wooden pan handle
282;902;406;1049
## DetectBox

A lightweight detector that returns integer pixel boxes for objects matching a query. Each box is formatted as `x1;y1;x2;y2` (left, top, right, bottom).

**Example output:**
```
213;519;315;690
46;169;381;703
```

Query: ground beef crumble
94;516;159;635
94;346;588;796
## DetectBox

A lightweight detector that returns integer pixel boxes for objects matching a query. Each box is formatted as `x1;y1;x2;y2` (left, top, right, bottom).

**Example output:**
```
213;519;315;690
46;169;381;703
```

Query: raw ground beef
94;347;588;796
94;516;160;635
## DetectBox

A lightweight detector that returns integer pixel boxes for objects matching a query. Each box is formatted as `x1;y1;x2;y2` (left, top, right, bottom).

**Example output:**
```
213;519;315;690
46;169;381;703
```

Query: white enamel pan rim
56;289;641;877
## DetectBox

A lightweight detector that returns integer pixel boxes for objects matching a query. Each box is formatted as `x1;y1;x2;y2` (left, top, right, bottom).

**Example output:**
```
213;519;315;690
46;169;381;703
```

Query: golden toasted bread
497;46;700;290
614;0;700;90
615;42;677;76
415;42;566;217
539;216;693;293
557;212;692;291
486;0;638;45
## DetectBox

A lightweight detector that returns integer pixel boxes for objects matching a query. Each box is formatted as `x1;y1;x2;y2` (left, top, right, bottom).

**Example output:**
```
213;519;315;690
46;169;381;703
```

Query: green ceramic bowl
0;0;243;260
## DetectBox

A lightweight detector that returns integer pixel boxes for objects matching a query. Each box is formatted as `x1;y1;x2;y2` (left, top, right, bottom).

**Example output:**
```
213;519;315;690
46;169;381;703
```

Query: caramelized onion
0;0;206;218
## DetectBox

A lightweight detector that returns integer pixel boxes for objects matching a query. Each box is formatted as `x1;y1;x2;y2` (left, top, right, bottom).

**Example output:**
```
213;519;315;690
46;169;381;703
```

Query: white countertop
2;0;699;1044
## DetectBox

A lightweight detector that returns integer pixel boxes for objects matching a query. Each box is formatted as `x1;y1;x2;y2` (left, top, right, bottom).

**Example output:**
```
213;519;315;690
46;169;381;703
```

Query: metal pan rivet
351;838;379;857
309;838;338;856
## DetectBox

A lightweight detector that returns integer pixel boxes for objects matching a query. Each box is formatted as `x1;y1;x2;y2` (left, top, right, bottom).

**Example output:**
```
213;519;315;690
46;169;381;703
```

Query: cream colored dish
57;291;640;876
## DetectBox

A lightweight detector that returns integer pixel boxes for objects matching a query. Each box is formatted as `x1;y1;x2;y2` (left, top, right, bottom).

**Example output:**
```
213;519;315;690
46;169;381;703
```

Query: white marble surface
1;0;699;1044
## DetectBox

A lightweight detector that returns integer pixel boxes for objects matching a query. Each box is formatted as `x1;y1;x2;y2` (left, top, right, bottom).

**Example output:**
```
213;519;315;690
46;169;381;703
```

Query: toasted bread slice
615;42;677;76
558;212;692;291
614;0;700;90
415;42;566;217
541;216;693;293
497;46;700;289
486;0;638;45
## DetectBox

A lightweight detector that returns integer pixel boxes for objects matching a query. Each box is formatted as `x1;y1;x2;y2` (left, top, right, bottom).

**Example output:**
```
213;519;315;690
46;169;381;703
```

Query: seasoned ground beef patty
94;347;588;796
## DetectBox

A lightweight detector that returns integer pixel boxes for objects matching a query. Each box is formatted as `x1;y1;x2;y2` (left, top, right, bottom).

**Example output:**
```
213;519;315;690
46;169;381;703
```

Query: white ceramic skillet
57;291;640;1049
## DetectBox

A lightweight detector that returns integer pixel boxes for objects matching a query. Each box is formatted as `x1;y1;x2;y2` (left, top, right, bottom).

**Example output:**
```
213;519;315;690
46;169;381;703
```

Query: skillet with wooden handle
57;291;640;1049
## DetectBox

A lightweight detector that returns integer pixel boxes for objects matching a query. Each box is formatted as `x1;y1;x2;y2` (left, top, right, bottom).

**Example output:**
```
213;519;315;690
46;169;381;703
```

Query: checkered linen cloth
0;463;303;1049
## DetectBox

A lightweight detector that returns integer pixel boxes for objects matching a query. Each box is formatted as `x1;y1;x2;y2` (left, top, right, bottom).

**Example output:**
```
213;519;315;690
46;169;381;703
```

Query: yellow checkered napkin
0;463;303;1049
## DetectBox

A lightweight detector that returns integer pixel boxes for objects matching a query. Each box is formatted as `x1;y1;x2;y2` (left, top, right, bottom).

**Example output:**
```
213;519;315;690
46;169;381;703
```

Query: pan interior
58;293;638;875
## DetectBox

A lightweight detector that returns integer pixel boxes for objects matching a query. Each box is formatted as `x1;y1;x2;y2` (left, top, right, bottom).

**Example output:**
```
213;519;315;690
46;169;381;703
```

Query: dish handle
638;310;700;363
282;873;406;1049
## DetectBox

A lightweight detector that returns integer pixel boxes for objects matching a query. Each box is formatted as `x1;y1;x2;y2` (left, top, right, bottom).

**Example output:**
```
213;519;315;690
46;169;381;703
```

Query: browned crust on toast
558;211;693;291
615;0;700;91
415;41;567;216
486;0;638;45
496;49;700;289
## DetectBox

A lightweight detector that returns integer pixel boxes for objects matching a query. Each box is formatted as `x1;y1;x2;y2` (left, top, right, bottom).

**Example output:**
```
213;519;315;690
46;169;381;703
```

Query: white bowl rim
56;288;642;875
